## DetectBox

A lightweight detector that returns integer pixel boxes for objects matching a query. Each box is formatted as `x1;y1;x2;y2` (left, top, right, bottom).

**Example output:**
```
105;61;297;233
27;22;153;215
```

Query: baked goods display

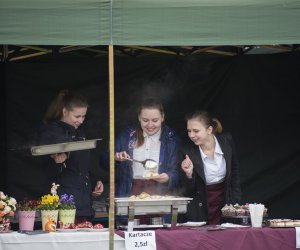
266;219;300;227
221;203;268;217
129;192;174;200
58;220;104;229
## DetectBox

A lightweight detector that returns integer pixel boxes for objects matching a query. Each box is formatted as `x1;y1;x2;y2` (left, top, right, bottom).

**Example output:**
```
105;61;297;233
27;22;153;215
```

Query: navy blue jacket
115;125;180;197
38;121;94;217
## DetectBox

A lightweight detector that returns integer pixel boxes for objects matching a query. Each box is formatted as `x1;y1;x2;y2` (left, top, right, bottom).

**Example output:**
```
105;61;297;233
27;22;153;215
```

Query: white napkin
220;223;249;228
178;221;206;227
296;227;300;248
249;204;264;227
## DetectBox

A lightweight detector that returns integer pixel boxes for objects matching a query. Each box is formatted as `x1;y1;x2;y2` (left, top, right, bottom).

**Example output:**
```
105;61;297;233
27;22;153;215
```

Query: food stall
1;1;300;250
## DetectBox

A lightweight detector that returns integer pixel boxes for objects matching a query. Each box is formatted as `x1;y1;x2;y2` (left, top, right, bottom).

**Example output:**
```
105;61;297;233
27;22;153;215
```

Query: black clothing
38;121;94;217
179;133;242;222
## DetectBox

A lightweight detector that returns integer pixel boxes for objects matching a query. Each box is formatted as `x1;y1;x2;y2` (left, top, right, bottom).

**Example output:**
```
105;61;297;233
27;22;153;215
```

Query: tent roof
1;0;300;46
1;45;299;62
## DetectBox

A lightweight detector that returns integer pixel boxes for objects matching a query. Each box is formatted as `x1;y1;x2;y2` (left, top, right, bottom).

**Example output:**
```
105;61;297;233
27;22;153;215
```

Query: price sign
125;231;156;250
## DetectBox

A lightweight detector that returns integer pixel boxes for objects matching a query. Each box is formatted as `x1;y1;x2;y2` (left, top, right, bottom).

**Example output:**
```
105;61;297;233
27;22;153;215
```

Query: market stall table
117;226;297;250
0;231;125;250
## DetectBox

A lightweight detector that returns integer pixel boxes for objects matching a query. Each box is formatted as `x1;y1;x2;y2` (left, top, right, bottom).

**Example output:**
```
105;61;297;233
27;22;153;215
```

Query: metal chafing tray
115;197;192;215
31;139;102;156
115;197;192;230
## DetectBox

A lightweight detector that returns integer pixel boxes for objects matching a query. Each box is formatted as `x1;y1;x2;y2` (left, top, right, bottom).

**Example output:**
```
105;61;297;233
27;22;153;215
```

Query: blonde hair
185;110;223;134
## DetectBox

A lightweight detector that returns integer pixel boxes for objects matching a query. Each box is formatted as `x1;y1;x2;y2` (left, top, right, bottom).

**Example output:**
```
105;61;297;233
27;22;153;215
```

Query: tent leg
108;44;115;250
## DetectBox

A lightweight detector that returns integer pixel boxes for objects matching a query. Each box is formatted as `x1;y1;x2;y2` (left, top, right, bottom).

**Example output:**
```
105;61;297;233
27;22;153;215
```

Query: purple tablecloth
117;227;296;250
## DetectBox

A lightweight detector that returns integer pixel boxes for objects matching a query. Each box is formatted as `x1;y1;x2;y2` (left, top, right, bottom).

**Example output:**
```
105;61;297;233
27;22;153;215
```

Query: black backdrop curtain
1;51;300;219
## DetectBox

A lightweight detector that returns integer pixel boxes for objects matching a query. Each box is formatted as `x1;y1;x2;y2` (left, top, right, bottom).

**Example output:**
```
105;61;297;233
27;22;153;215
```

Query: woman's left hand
154;173;169;183
51;153;67;164
92;181;104;197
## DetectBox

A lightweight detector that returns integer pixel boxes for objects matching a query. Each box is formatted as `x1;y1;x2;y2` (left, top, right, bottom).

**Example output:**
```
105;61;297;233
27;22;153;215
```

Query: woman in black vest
180;110;241;225
38;90;103;222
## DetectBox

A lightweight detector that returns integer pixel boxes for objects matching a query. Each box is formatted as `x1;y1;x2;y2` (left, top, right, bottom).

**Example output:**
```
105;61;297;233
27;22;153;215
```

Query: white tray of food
115;195;192;215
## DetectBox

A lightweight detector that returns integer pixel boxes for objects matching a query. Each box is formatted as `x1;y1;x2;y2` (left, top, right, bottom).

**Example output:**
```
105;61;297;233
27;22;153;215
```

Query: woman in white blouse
114;98;180;197
180;110;241;224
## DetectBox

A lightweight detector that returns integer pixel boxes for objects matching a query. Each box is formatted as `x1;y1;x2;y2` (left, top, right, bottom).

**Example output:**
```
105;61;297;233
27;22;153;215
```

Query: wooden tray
266;219;300;228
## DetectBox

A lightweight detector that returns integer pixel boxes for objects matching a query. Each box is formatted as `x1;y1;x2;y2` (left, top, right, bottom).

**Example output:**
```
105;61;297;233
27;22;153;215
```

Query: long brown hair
43;90;88;124
136;98;164;147
185;110;223;134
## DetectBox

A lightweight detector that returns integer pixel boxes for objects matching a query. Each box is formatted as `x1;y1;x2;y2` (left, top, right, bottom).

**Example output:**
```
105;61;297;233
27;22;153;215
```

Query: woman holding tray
180;110;241;225
38;90;103;222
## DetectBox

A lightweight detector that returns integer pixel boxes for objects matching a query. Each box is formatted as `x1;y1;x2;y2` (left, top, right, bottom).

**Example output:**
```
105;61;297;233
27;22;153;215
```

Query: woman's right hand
114;151;130;161
181;154;193;178
50;153;67;163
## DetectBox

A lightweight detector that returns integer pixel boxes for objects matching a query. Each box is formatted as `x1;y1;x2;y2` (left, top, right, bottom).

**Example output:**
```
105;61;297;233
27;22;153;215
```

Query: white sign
296;227;300;248
125;230;157;250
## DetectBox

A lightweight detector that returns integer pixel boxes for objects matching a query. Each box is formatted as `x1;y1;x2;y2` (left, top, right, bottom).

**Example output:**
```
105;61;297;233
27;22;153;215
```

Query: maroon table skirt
117;227;297;250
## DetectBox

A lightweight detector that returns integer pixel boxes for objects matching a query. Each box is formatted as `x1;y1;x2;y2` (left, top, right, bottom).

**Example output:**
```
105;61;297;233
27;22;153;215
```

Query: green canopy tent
1;1;300;249
1;0;300;45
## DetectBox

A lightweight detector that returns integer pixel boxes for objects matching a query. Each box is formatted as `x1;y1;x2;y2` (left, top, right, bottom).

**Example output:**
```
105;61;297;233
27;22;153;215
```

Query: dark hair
43;90;88;123
136;98;164;147
185;110;223;134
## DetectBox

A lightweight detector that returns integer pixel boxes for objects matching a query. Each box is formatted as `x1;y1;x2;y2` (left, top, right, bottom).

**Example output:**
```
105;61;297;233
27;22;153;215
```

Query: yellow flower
39;194;60;210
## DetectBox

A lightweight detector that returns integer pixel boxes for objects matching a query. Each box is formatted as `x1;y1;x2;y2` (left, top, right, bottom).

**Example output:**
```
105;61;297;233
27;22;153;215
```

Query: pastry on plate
138;192;151;199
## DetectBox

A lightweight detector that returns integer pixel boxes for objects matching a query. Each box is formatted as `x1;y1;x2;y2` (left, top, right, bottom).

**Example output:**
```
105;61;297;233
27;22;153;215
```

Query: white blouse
132;130;161;178
199;136;226;185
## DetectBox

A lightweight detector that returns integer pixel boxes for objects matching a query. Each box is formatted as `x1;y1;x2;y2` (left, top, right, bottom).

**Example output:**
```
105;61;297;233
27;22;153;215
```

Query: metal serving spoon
126;158;158;170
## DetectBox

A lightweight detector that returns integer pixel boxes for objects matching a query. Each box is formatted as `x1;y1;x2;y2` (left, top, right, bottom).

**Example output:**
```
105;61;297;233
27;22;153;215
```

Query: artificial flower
59;194;76;210
39;194;60;210
0;191;17;222
17;198;40;211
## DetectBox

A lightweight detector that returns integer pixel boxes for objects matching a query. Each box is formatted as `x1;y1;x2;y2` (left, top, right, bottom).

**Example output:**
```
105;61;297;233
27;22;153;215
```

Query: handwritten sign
125;231;156;250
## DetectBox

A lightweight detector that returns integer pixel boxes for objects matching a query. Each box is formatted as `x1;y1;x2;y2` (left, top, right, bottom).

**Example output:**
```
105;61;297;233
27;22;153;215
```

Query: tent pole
108;44;115;250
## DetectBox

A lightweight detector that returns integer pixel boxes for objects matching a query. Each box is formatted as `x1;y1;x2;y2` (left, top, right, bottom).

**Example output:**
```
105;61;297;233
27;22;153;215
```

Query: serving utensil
126;158;158;170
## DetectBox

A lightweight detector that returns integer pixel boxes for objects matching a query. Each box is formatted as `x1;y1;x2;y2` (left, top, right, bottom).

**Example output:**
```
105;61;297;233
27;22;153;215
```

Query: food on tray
139;192;151;199
59;220;103;229
0;218;11;232
267;219;300;227
151;195;162;199
128;192;166;200
221;204;236;216
144;172;160;179
221;203;268;217
93;223;104;229
236;208;246;216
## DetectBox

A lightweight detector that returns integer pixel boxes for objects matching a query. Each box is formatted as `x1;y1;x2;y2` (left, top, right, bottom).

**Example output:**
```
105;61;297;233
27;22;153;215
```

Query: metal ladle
126;158;158;170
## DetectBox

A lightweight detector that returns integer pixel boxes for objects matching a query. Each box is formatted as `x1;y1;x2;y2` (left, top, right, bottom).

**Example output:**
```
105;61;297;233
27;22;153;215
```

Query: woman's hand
50;153;67;163
115;151;130;161
181;155;193;178
154;173;169;183
92;181;104;197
